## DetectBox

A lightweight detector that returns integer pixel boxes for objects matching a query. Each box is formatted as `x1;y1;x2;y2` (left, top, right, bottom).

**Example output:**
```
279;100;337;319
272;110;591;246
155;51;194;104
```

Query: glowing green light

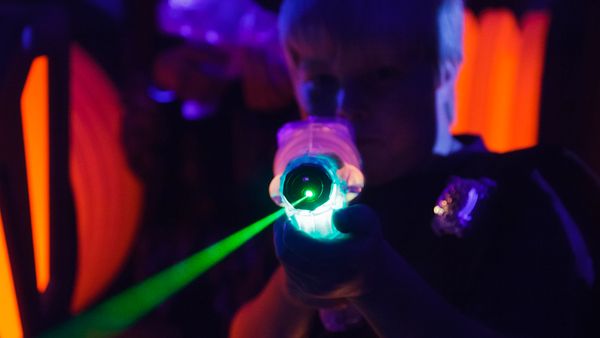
281;156;346;240
40;198;307;338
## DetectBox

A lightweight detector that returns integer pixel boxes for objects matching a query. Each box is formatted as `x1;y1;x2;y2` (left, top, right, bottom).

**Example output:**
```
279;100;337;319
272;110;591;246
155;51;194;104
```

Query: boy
231;0;594;336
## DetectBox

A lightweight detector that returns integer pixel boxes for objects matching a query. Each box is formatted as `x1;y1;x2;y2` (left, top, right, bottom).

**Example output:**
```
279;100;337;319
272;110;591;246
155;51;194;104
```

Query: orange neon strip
454;9;550;153
0;209;24;338
480;10;520;152
69;45;143;313
20;56;51;293
453;9;479;134
511;12;551;149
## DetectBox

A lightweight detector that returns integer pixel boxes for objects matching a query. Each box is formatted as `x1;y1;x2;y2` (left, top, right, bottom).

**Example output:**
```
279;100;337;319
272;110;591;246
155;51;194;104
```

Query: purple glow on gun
270;119;364;239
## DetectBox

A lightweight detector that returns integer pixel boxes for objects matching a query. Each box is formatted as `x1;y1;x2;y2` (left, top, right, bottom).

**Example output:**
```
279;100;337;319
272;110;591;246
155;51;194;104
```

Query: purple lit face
280;0;439;186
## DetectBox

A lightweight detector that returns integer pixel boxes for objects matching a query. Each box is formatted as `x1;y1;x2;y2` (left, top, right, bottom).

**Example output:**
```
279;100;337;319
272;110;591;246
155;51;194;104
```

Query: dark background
1;0;598;336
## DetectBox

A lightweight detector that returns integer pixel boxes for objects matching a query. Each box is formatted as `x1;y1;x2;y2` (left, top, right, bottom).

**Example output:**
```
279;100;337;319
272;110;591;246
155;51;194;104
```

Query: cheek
368;91;437;171
378;88;437;145
353;84;437;183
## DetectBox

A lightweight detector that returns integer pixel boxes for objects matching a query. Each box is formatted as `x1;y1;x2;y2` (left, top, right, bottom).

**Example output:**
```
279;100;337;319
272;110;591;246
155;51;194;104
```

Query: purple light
182;100;216;121
168;0;194;9
457;188;478;224
179;25;192;38
204;30;220;45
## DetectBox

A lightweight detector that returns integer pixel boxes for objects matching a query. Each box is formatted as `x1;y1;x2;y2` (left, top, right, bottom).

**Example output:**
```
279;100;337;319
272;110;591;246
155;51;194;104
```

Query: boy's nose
299;82;338;117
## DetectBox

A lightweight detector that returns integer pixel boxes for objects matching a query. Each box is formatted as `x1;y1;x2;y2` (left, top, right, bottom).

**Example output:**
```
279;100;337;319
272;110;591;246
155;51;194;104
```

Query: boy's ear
435;59;461;89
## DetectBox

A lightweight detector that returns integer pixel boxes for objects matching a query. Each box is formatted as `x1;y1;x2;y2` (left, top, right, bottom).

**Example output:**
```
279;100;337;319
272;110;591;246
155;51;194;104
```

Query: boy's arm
348;173;579;338
349;243;501;338
229;266;314;338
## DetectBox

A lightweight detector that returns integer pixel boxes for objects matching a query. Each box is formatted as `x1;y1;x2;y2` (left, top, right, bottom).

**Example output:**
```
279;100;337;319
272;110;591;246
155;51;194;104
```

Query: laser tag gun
269;118;364;240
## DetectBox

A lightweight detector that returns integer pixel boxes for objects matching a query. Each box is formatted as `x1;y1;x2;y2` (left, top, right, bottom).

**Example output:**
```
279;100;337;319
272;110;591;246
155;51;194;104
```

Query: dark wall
540;0;600;174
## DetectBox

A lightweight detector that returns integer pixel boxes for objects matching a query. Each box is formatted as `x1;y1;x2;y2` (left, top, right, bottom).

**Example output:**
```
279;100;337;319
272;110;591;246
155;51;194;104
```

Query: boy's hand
274;204;390;307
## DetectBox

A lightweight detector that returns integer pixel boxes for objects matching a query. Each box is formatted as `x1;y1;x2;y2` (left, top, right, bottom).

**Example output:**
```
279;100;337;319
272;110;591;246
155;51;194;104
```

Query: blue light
22;26;33;51
147;85;177;104
181;100;216;121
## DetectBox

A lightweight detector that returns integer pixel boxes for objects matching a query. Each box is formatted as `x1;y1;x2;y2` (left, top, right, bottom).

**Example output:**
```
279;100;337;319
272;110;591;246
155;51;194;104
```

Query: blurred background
0;0;598;337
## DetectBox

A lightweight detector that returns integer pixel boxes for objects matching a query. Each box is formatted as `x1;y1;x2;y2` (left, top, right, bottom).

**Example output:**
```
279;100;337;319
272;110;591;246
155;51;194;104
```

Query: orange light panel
480;10;520;152
69;45;143;313
453;10;550;153
512;12;551;149
20;55;50;293
0;209;24;338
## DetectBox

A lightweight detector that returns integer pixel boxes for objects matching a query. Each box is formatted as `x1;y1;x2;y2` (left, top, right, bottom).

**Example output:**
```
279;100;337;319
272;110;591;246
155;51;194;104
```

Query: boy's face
290;40;438;186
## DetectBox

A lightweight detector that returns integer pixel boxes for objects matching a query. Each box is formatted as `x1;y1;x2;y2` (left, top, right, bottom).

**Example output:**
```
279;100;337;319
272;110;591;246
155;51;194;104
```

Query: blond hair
278;0;463;68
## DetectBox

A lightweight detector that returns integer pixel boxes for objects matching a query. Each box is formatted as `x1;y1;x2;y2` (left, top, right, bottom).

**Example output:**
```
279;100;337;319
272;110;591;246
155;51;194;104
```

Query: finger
282;221;323;262
274;220;316;271
273;218;288;259
333;204;380;235
279;220;351;271
286;278;347;308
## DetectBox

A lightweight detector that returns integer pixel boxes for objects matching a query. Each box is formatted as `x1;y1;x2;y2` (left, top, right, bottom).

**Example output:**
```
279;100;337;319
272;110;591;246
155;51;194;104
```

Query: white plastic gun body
269;118;364;240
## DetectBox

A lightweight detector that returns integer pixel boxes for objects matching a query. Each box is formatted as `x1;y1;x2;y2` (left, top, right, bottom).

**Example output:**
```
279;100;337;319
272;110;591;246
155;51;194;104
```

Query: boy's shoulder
442;137;597;185
455;144;600;336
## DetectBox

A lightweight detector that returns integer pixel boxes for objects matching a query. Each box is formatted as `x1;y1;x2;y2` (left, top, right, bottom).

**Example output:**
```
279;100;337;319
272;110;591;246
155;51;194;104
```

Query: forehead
280;0;438;71
294;40;414;75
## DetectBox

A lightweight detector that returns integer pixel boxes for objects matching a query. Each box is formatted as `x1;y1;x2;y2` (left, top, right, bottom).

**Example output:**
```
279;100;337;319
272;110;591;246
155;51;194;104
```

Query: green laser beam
41;197;307;338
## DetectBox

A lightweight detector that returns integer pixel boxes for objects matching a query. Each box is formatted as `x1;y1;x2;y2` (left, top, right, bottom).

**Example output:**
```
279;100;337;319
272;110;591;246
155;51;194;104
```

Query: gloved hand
274;204;391;307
